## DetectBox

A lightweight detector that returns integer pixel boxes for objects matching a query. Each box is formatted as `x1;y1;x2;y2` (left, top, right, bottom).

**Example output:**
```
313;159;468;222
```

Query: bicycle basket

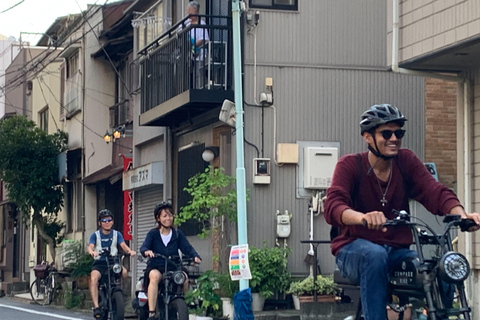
33;264;49;279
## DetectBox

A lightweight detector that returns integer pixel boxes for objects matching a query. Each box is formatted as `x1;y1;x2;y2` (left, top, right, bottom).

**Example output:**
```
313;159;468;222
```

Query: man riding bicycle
324;104;480;320
87;209;136;319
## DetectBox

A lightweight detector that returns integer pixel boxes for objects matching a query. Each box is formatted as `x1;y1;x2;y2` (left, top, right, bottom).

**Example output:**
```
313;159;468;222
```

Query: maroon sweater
324;149;461;256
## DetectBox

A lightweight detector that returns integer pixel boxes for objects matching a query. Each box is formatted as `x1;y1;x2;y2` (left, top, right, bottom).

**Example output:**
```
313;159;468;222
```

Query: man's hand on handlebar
463;212;480;232
194;257;202;264
361;211;387;232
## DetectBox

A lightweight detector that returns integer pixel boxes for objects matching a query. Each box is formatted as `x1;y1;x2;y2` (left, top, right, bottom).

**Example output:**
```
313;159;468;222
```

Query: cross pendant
380;198;387;206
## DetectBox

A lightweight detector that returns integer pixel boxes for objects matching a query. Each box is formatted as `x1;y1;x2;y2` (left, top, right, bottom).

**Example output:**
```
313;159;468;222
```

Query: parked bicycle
30;261;58;305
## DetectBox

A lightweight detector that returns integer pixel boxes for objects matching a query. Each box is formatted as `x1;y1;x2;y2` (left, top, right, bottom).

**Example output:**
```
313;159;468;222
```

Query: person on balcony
186;1;209;88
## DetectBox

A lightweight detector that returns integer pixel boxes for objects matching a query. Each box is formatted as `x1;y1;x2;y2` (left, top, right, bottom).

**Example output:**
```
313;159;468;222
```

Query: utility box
303;147;338;189
253;158;271;184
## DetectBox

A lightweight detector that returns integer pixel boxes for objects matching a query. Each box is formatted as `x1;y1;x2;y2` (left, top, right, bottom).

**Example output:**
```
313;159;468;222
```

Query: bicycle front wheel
30;279;50;306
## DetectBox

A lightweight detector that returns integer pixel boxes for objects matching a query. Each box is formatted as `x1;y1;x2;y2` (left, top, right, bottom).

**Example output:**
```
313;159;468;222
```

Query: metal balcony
138;15;233;128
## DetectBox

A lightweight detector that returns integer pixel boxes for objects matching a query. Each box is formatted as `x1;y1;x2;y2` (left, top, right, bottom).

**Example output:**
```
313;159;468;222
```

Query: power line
28;48;60;131
74;0;130;96
0;1;106;95
0;0;24;14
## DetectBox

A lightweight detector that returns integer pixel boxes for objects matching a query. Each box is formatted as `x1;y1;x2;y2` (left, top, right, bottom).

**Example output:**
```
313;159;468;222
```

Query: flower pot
221;297;234;319
251;293;265;312
292;294;300;310
75;275;90;290
189;315;197;320
298;294;337;303
196;317;213;320
387;305;412;320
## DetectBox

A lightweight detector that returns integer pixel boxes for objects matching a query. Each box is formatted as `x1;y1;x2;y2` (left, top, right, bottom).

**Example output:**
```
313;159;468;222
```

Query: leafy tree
0;115;68;262
177;166;238;238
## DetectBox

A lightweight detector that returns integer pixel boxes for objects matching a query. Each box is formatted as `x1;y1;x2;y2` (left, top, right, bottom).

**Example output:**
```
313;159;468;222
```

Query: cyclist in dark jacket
140;201;201;320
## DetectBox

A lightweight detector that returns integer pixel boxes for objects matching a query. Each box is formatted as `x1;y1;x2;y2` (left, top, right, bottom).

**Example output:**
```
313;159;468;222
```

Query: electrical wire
0;0;25;14
0;1;105;95
0;0;137;151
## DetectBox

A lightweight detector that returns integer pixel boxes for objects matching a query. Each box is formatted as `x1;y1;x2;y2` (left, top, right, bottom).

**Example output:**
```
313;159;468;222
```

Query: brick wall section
424;78;457;189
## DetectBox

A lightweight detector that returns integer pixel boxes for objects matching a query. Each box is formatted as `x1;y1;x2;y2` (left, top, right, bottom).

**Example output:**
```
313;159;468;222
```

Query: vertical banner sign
122;155;133;240
229;244;251;280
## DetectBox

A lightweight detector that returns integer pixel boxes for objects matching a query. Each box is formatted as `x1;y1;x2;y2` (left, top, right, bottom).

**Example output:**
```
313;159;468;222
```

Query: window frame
249;0;298;11
39;106;49;132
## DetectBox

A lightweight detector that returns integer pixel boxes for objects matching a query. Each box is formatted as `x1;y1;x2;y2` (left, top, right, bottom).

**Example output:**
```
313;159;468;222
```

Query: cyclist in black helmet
87;209;136;319
140;201;201;320
324;104;480;320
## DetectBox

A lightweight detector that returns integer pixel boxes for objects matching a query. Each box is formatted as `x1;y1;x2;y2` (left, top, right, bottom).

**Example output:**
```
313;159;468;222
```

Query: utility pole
231;0;249;291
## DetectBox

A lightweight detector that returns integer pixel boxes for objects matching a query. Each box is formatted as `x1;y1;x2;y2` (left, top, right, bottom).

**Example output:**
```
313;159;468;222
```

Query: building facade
387;0;480;314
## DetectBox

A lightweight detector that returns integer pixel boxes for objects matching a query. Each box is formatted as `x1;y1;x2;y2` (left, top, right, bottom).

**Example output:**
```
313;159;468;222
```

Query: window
135;3;170;51
67;51;79;78
62;49;82;117
250;0;297;10
39;107;49;132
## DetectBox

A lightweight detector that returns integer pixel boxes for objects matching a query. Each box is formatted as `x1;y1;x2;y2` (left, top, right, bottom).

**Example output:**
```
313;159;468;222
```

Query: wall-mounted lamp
202;146;219;162
104;124;132;144
104;130;112;143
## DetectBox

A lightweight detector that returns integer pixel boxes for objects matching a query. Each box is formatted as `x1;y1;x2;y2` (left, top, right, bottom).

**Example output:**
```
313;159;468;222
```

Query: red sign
122;156;133;240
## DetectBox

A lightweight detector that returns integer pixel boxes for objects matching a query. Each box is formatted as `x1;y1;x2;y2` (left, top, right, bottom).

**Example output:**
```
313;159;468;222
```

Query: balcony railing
139;14;232;114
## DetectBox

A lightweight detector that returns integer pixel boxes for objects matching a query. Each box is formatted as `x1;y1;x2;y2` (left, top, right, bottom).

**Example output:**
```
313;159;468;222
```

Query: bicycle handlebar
138;253;197;265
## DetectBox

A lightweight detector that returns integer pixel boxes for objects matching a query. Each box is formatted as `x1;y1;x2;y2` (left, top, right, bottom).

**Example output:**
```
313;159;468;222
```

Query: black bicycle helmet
153;201;174;219
360;104;407;135
98;209;113;221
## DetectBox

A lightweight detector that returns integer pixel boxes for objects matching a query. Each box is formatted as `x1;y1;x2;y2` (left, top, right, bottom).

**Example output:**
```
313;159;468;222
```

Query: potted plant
248;245;291;311
185;270;222;319
62;240;93;289
215;272;238;319
286;274;339;309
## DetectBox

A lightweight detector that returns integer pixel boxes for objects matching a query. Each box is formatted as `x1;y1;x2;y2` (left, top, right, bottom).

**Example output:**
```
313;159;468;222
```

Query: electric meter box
253;158;271;184
303;147;338;189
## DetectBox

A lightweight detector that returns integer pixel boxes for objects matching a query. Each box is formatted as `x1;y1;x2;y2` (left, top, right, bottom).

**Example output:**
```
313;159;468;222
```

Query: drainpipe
391;0;472;297
81;22;87;244
232;0;249;291
462;80;472;272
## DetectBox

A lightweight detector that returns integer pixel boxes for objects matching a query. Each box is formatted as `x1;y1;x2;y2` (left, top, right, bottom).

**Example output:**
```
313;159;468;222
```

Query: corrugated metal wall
174;0;427;277
244;0;388;68
240;0;426;276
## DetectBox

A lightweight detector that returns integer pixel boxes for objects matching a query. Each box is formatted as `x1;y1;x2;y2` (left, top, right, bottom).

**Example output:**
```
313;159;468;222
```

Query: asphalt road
0;297;93;320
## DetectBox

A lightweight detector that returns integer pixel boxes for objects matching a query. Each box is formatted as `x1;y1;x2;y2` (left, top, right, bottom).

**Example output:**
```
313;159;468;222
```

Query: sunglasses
378;129;406;140
101;218;113;223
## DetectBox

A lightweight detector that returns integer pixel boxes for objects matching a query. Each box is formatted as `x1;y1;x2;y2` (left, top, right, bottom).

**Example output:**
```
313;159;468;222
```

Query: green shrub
286;275;339;296
249;245;291;299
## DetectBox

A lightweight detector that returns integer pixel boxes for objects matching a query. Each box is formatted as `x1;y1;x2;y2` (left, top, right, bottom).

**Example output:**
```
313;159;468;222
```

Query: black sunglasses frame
101;218;113;223
378;129;406;140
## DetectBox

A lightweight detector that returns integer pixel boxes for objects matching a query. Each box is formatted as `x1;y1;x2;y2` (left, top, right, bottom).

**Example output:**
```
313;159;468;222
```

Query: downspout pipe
391;0;472;297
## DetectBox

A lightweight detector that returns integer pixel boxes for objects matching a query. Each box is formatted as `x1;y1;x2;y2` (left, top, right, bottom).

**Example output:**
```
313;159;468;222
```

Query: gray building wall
154;0;427;277
238;0;426;276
